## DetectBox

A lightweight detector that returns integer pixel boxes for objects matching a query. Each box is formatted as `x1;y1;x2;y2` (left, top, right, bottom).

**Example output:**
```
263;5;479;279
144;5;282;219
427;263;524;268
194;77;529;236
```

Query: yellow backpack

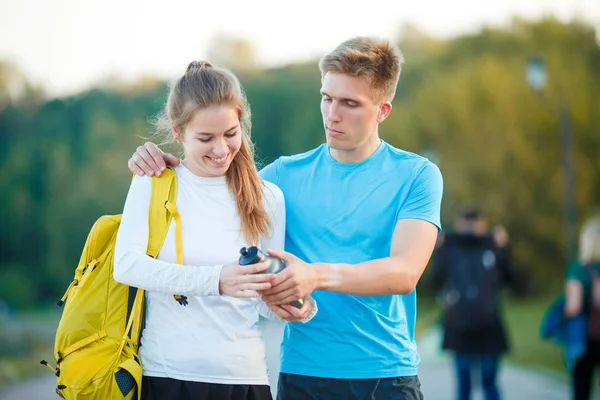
41;168;184;399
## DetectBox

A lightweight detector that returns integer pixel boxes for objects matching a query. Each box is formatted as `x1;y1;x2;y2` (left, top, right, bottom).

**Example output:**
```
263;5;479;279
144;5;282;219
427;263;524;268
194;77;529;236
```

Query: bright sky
1;0;598;97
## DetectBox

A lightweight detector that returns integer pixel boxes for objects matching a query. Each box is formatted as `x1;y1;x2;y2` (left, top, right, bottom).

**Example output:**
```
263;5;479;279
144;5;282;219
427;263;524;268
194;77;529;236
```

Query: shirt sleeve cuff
301;296;318;324
197;264;223;296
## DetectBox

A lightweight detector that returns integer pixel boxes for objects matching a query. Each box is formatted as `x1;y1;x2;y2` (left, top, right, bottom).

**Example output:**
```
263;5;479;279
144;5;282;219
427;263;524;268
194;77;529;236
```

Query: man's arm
261;218;438;305
318;218;438;294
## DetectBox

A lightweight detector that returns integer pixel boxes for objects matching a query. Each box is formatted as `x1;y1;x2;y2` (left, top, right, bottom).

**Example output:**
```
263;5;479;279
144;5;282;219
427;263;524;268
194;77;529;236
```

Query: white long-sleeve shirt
113;163;285;385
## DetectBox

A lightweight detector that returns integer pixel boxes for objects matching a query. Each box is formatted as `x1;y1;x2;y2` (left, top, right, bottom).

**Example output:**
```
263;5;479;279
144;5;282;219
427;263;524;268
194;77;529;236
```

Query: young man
128;37;443;399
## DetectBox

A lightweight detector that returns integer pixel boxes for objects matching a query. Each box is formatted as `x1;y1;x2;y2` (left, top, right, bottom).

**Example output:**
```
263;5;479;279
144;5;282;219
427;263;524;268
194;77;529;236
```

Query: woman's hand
219;261;274;298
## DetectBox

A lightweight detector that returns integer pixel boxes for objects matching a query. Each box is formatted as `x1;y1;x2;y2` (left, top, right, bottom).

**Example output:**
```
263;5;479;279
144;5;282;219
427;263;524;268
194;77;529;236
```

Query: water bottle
239;246;303;309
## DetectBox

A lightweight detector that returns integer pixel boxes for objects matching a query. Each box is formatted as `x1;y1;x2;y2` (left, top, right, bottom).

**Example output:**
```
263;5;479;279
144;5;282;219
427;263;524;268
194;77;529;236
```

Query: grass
416;296;440;339
502;296;564;375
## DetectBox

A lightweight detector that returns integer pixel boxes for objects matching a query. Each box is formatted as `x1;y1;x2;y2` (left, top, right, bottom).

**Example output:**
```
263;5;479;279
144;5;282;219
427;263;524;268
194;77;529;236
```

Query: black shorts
141;376;272;400
276;373;423;400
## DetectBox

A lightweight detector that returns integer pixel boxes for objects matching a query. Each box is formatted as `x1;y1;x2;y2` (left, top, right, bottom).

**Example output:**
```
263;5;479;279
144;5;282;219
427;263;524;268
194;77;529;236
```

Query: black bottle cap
239;246;265;265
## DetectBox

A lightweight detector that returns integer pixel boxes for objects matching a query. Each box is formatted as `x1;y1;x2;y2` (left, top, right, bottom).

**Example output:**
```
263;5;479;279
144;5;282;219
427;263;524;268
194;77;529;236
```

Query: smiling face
320;72;391;163
175;104;242;177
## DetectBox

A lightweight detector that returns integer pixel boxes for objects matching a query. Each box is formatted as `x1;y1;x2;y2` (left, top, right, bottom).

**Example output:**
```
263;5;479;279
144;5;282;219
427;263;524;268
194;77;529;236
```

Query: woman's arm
564;279;584;317
114;175;273;298
113;175;223;296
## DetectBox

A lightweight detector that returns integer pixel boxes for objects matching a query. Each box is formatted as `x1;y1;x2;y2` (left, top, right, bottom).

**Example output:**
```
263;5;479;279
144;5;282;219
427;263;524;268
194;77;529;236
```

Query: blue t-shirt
259;140;443;379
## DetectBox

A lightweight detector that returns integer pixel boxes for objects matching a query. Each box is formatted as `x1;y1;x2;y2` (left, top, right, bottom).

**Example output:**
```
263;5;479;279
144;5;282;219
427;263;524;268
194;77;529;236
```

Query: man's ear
378;101;392;123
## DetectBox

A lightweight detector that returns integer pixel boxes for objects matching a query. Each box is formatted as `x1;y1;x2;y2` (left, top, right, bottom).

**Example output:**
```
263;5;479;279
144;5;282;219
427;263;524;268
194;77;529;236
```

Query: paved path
0;322;591;399
416;326;581;400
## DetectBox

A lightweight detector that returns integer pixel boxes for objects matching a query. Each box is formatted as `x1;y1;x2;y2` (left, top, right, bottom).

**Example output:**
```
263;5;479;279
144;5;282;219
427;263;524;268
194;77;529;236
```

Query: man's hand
265;296;316;322
260;249;321;306
219;261;275;298
128;141;180;176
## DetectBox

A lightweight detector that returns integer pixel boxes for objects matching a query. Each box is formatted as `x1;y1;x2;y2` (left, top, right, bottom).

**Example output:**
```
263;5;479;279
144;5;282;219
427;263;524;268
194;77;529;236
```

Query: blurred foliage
0;17;599;308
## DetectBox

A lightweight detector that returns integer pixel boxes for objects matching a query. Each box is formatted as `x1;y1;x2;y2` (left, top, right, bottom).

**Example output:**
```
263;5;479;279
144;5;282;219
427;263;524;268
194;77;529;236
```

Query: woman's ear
172;126;181;142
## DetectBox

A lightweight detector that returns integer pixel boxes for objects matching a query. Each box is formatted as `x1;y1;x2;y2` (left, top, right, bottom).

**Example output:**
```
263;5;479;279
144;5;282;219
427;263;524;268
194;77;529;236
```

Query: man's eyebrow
320;91;361;103
196;125;238;135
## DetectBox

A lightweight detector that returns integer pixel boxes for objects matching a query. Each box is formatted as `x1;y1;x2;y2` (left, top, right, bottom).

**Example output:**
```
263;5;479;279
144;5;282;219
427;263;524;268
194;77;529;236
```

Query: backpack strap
146;168;187;306
147;168;178;258
126;168;180;346
164;201;182;265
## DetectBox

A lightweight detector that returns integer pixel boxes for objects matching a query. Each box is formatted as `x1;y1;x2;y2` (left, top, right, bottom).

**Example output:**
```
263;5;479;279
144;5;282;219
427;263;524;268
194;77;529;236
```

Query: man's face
320;73;388;153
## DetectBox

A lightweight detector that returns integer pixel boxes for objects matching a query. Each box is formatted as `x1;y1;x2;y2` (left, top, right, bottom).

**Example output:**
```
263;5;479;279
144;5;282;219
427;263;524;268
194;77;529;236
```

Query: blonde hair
318;36;404;102
580;216;600;264
153;61;271;245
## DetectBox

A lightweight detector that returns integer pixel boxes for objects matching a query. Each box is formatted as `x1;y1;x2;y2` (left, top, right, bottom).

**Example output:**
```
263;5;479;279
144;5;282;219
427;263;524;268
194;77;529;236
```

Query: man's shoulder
381;142;438;174
280;144;326;164
272;144;326;171
259;144;326;184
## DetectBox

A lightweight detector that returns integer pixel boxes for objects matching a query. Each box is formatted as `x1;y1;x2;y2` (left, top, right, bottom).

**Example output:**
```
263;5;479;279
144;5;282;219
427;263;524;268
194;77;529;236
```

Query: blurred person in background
432;205;513;400
564;216;600;400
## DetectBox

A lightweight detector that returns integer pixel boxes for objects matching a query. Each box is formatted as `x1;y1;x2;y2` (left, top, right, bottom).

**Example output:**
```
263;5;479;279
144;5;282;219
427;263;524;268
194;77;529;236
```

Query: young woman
113;60;316;400
565;216;600;400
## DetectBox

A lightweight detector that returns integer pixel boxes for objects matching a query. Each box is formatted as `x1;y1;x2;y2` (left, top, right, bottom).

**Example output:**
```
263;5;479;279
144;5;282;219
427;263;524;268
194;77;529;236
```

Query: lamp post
525;56;577;262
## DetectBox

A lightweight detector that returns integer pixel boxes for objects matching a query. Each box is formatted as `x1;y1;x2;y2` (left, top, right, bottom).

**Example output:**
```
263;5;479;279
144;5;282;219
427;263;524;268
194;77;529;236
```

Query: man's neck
329;136;381;164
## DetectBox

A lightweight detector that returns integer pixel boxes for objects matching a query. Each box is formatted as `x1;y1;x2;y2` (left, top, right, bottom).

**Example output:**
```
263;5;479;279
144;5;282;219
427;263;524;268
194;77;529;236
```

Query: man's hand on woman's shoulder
128;141;180;176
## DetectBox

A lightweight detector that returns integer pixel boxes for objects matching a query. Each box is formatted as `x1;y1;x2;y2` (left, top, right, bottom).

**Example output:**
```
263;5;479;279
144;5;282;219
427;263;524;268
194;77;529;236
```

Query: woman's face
176;104;242;177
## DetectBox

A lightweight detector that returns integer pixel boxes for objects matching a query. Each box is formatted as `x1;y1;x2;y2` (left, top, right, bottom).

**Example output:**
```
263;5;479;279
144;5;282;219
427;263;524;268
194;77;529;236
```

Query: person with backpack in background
432;205;513;400
564;216;600;400
113;61;317;400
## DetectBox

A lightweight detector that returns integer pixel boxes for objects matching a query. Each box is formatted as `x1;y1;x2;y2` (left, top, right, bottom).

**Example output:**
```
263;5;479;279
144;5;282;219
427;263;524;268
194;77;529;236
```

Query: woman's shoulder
566;260;589;281
261;180;285;208
261;180;284;199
